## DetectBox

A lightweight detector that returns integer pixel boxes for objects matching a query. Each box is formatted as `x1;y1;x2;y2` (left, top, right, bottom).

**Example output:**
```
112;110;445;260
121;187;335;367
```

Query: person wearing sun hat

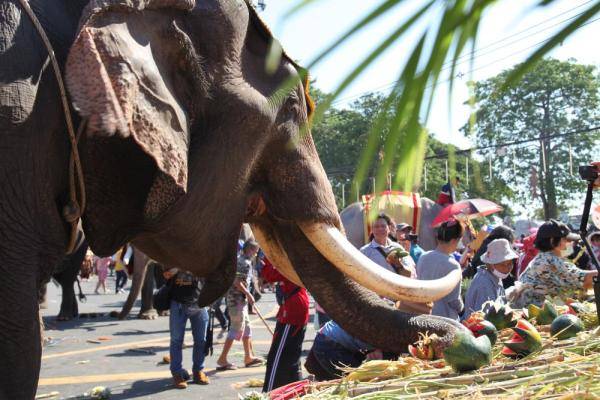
462;238;518;318
509;219;598;308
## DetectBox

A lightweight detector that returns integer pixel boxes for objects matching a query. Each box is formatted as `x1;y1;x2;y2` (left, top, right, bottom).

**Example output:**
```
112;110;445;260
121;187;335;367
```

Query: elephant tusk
298;222;461;303
250;224;305;288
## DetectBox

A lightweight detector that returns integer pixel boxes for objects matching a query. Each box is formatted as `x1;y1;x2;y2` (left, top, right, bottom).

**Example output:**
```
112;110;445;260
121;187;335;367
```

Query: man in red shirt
261;258;309;392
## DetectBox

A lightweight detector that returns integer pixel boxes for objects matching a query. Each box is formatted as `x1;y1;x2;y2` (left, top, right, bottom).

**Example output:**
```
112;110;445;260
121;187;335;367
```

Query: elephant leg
56;277;78;321
138;262;157;320
0;264;43;400
55;240;88;321
196;254;237;308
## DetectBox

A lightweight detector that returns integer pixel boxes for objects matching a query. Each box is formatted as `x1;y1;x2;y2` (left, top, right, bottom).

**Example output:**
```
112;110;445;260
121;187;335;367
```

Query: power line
424;125;600;160
324;125;600;177
328;1;597;106
439;0;595;68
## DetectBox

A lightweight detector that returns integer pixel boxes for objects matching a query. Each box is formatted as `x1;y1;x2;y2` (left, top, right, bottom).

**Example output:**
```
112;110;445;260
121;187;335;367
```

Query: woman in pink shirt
94;256;111;294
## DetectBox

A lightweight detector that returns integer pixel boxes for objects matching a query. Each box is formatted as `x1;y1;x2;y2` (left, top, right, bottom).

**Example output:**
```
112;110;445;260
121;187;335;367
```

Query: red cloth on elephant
261;258;309;327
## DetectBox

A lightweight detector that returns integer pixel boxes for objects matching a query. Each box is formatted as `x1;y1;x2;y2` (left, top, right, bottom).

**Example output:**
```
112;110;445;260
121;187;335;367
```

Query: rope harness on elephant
17;0;87;254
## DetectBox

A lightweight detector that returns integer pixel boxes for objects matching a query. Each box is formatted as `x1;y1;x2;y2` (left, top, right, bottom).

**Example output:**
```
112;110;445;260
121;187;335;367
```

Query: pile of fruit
297;299;599;399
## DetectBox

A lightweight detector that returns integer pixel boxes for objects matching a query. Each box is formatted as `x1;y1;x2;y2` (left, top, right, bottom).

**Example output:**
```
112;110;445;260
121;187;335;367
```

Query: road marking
42;307;277;360
38;366;267;386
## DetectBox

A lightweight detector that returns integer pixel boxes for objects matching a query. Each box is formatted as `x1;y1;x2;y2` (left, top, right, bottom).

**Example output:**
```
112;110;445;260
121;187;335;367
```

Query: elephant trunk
118;248;147;320
254;218;468;354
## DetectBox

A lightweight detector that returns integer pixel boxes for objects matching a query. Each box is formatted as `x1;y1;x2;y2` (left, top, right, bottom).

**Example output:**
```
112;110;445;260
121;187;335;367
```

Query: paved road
38;275;317;399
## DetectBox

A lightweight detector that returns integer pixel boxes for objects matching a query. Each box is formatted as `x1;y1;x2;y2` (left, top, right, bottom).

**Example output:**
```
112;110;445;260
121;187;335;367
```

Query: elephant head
65;0;468;354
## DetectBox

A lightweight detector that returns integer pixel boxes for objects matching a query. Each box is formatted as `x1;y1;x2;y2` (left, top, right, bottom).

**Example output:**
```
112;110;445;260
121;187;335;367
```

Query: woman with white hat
463;238;518;317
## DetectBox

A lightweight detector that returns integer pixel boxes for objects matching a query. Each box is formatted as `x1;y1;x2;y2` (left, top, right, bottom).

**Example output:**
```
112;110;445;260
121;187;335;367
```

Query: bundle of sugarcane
301;327;600;399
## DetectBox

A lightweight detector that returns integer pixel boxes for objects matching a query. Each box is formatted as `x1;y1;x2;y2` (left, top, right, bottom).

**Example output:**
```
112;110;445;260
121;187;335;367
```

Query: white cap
481;238;518;265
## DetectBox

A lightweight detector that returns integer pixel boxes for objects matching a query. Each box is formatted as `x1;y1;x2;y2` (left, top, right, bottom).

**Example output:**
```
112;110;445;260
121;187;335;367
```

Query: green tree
311;86;513;211
468;58;600;219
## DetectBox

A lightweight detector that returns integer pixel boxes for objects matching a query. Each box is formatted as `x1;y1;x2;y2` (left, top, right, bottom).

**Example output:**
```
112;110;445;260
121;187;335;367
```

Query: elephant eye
282;91;303;122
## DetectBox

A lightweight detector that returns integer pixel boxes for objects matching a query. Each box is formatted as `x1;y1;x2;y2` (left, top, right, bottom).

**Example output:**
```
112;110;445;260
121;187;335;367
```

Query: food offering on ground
550;314;584;340
284;299;600;399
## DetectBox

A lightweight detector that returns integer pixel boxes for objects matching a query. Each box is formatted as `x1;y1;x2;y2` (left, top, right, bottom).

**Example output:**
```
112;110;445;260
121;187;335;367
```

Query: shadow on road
43;316;119;332
113;329;170;336
111;378;173;399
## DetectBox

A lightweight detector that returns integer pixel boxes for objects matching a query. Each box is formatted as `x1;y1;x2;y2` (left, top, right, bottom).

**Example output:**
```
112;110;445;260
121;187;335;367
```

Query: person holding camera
509;220;598;309
396;223;424;264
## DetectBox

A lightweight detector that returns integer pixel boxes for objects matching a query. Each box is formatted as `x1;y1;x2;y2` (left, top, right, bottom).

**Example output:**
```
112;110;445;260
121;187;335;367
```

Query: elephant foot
159;310;170;317
138;309;159;320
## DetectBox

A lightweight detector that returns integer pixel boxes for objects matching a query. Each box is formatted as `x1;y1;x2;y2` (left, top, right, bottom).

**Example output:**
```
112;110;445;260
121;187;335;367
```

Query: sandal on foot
215;363;237;371
244;358;264;368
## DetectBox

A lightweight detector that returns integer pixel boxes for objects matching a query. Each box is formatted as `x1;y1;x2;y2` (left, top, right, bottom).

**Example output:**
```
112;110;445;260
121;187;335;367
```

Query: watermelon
550;314;584;340
527;304;540;320
567;302;586;316
462;314;498;346
443;332;492;372
484;303;516;330
535;300;559;325
502;319;542;358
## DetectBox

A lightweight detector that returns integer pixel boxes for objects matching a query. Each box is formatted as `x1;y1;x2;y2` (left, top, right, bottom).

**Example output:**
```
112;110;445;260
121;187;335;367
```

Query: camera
407;233;418;241
579;165;598;181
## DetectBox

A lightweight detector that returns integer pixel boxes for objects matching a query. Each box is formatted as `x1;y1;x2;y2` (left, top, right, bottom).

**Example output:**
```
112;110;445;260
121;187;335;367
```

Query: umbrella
431;199;503;227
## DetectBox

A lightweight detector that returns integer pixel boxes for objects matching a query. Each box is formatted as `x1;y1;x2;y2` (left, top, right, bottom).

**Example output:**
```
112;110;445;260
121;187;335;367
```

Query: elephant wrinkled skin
0;1;466;398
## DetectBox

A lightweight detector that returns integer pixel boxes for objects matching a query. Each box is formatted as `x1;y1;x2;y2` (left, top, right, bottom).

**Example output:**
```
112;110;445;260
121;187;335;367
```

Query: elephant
118;247;165;320
0;1;467;398
38;231;89;320
341;197;443;250
118;224;253;319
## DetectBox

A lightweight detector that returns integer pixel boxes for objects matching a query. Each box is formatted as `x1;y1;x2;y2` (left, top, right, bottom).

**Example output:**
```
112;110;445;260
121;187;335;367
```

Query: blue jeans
169;301;209;377
312;333;365;378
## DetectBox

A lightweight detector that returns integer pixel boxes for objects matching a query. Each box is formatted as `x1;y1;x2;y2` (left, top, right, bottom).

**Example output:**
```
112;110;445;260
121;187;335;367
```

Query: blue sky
258;0;600;149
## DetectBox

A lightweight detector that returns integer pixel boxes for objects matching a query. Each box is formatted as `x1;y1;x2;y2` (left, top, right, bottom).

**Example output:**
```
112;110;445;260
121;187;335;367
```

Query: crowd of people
73;166;600;393
79;245;132;295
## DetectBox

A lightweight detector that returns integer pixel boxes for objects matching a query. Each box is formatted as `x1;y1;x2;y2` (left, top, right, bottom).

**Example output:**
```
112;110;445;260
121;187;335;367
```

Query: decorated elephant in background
0;1;468;398
341;197;443;251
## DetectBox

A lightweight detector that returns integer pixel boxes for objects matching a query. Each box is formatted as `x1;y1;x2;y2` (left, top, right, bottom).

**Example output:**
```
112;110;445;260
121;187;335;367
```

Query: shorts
226;296;251;341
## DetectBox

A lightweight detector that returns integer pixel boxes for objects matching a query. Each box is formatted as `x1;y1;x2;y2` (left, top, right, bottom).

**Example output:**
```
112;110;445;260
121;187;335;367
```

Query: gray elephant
0;1;468;398
341;197;443;250
117;247;164;320
118;224;253;319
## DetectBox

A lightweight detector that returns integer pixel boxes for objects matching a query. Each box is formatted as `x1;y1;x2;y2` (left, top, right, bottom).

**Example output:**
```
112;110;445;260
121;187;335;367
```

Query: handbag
153;278;174;312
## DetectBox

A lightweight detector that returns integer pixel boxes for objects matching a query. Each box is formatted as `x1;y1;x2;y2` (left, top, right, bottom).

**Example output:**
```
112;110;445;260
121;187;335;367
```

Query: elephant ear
65;0;197;254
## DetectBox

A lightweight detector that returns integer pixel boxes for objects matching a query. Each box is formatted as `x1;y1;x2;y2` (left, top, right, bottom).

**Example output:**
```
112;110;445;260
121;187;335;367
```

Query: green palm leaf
281;0;600;196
